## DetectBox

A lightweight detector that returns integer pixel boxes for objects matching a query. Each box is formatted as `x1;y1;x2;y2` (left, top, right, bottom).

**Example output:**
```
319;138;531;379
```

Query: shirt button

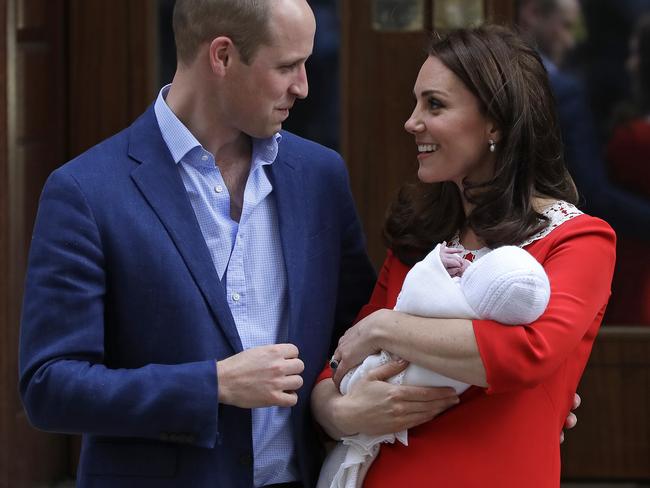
201;155;208;161
232;293;240;301
215;185;223;193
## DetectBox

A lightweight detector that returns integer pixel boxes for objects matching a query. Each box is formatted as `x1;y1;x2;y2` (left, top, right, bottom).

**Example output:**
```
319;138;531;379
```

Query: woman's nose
404;111;423;134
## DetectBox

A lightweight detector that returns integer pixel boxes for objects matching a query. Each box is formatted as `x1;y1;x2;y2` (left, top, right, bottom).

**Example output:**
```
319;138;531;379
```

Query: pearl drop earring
489;139;496;153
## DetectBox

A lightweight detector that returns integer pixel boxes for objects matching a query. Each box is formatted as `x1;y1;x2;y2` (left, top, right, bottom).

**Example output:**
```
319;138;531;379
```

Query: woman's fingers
365;359;410;381
564;412;577;429
573;393;581;410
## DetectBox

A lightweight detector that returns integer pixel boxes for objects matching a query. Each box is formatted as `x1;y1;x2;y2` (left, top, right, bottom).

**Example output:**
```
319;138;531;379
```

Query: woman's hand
331;309;390;388
312;359;459;439
560;393;581;443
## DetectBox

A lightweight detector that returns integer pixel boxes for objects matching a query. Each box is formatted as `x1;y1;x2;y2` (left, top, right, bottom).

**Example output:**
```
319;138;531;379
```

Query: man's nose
289;65;309;99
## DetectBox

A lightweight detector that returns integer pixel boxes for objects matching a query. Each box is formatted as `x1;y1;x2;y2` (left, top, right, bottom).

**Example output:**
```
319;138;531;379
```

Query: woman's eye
428;98;443;110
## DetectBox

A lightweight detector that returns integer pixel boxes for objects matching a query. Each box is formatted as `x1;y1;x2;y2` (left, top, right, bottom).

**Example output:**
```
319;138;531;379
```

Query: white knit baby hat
460;246;550;325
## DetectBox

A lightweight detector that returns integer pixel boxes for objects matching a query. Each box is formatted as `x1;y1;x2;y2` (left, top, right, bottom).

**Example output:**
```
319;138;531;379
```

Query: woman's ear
487;123;502;144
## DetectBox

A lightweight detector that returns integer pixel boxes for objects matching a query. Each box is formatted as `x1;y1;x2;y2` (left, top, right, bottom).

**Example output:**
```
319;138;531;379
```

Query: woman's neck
458;227;484;251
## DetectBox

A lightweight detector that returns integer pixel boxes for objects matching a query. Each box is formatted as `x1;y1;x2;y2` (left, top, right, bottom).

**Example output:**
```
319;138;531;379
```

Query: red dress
605;118;650;324
319;210;615;488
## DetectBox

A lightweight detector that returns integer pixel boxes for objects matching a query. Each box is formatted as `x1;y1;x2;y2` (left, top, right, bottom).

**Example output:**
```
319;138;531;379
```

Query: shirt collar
154;84;282;167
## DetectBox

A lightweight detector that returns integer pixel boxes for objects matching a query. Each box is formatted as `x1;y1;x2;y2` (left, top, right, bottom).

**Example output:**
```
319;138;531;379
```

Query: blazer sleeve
328;154;377;356
472;216;616;394
19;169;219;448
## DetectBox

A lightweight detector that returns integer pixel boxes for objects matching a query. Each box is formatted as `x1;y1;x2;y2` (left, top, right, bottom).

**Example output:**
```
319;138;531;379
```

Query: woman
312;25;615;487
605;14;650;325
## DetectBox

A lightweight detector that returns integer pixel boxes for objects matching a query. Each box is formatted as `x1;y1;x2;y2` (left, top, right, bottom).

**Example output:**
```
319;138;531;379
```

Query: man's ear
208;36;235;75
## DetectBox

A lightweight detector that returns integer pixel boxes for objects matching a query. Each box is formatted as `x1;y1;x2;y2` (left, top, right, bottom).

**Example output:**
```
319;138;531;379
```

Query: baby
317;243;551;488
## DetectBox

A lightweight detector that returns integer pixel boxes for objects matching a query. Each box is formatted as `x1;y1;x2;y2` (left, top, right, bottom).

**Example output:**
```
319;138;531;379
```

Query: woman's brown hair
384;25;578;265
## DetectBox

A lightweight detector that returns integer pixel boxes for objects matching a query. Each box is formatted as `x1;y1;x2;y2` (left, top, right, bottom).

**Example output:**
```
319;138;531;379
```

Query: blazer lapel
127;107;243;353
268;150;306;346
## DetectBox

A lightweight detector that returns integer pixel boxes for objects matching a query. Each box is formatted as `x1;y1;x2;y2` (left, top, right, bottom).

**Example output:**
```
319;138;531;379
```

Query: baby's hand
440;242;471;277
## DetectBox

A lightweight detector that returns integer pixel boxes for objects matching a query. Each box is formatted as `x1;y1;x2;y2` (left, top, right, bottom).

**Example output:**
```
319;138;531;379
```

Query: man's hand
217;344;304;408
334;360;459;437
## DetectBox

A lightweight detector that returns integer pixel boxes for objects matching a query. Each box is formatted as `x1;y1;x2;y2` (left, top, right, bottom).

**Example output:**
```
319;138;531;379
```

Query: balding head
172;0;271;66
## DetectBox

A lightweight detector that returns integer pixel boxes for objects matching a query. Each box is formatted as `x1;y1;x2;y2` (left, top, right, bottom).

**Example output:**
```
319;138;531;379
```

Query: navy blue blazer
19;106;376;487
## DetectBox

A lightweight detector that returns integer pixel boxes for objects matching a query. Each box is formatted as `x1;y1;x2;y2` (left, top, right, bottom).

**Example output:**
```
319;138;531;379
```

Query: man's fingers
276;391;298;407
283;357;304;375
366;359;410;382
275;343;300;358
281;374;304;392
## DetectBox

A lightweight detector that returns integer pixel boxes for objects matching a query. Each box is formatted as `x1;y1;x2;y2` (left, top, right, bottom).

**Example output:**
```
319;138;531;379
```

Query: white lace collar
448;200;582;262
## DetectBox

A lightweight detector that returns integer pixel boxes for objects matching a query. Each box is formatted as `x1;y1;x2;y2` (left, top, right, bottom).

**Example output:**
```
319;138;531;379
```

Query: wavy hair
384;25;578;265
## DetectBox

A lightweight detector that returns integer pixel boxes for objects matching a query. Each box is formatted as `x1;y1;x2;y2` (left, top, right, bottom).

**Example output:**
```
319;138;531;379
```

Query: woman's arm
332;312;487;388
333;216;615;398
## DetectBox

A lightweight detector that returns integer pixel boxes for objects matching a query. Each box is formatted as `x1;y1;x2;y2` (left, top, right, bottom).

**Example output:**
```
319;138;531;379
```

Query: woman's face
404;56;498;188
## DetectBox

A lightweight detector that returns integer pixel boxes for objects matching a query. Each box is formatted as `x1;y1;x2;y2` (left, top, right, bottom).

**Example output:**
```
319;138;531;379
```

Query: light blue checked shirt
154;86;298;487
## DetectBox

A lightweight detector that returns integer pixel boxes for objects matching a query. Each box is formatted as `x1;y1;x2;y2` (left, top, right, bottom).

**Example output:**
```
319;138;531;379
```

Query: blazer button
239;453;253;466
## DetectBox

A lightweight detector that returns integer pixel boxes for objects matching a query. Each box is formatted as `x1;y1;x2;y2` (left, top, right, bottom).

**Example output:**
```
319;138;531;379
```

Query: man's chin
249;125;282;139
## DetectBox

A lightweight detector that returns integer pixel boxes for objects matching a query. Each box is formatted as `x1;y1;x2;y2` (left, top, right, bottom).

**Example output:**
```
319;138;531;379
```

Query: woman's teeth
418;144;439;153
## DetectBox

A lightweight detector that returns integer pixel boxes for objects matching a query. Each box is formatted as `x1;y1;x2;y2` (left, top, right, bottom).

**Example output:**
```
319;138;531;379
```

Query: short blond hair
172;0;271;65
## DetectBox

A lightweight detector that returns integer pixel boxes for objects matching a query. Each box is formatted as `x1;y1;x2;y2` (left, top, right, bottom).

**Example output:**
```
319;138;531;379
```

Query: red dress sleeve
315;250;396;383
473;216;616;394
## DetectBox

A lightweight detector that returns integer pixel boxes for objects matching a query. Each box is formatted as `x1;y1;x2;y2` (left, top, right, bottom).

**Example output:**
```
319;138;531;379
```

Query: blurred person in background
605;15;650;324
574;0;650;139
516;0;650;241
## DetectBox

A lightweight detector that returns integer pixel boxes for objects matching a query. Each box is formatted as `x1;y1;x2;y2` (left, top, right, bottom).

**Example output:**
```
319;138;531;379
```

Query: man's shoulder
58;106;157;179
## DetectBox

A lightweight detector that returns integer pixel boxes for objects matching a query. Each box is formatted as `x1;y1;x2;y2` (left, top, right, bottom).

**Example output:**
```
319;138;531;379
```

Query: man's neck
166;70;251;162
165;71;253;221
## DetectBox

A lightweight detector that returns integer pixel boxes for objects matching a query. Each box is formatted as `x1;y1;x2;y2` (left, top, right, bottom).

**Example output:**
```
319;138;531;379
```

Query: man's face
535;0;581;64
224;0;316;139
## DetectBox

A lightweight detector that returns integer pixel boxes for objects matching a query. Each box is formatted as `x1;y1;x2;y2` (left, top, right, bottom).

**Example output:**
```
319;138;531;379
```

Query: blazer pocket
86;440;178;478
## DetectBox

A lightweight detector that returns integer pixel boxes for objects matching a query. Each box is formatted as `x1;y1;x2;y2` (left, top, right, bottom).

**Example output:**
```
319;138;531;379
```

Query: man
18;1;384;486
516;0;650;238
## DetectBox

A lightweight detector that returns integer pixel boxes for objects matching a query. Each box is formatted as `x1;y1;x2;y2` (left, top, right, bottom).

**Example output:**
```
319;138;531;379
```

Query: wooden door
2;0;69;485
1;0;157;485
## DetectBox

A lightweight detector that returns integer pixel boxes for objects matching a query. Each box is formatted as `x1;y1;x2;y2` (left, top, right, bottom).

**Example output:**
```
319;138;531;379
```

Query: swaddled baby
317;243;551;488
